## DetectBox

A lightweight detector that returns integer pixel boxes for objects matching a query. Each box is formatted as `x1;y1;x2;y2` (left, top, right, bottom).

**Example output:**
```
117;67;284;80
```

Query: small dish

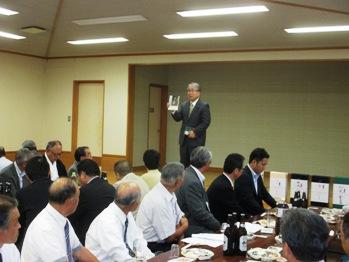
181;248;214;261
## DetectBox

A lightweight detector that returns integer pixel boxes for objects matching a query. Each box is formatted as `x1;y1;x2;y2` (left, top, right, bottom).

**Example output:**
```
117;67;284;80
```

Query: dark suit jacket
69;177;115;244
175;166;220;236
0;163;31;197
235;166;276;216
16;178;52;250
56;159;68;177
171;99;211;146
207;174;243;224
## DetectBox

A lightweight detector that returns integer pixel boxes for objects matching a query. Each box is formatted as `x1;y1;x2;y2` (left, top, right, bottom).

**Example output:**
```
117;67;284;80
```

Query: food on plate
181;248;214;260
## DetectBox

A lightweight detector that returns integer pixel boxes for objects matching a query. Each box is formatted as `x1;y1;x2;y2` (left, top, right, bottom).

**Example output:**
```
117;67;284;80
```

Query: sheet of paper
310;182;329;203
168;95;180;111
182;237;222;248
290;179;308;197
269;171;288;201
333;183;349;206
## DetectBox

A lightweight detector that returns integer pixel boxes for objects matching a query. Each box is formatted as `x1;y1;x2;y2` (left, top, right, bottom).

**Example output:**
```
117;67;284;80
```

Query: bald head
49;177;78;204
114;182;141;208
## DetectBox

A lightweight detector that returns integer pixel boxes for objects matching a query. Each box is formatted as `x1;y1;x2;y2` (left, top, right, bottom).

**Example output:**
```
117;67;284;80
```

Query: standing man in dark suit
69;159;115;244
0;148;32;197
16;155;52;250
207;153;245;224
235;148;276;216
44;140;67;181
176;146;220;236
170;82;211;167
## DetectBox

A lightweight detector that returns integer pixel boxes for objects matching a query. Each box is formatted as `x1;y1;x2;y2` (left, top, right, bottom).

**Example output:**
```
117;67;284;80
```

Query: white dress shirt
14;162;25;189
0;156;12;173
21;204;81;262
136;182;184;242
191;165;205;188
44;152;59;181
85;202;154;262
142;169;161;190
247;164;261;194
0;243;20;262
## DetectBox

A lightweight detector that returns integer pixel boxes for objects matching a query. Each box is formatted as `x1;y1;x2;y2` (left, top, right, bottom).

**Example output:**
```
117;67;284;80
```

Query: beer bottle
275;199;289;235
237;213;247;256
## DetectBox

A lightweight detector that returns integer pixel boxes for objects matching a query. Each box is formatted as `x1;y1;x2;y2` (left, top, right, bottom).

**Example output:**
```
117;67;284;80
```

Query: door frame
147;83;168;166
71;80;105;166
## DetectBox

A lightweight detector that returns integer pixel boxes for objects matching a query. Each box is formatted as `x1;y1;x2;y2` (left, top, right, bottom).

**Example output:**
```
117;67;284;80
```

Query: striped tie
188;103;194;117
64;221;74;262
124;217;136;257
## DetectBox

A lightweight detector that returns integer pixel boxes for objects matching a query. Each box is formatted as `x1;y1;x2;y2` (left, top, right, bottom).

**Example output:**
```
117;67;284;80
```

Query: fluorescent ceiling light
67;37;128;45
285;25;349;34
73;15;147;25
0;31;25;40
0;6;18;16
177;5;269;17
164;31;238;39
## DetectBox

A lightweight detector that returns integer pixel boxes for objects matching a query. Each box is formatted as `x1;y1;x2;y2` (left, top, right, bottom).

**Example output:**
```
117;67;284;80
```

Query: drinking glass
169;244;180;259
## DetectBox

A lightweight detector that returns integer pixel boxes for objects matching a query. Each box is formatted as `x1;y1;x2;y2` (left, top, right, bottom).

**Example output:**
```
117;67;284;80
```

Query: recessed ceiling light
177;5;269;17
285;25;349;34
0;31;25;40
164;31;238;39
0;6;18;16
73;15;147;25
67;37;128;45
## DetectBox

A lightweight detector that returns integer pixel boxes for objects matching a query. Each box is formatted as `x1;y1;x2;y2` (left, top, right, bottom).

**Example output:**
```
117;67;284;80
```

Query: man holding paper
170;82;211;167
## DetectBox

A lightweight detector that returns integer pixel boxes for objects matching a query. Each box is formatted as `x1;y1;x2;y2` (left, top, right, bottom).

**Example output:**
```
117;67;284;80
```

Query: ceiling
0;0;348;58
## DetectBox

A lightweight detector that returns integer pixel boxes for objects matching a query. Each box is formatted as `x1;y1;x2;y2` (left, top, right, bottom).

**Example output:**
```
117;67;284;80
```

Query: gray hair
15;148;32;166
113;160;132;178
46;140;62;150
22;140;37;151
161;162;184;186
188;82;201;91
281;208;329;261
190;146;212;169
114;182;140;207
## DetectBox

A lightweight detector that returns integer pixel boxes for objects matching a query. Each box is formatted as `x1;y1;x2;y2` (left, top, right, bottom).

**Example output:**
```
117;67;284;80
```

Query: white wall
0;53;46;150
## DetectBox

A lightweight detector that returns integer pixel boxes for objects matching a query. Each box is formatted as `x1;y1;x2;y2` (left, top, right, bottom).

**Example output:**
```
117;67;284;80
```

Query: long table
148;233;277;261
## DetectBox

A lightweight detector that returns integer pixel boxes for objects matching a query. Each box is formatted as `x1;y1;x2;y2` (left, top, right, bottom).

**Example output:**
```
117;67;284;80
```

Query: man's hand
188;130;196;139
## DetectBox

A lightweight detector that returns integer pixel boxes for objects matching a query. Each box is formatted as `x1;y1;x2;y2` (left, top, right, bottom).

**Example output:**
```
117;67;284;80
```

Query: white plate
274;235;282;245
267;246;283;253
168;257;195;262
247;248;281;261
181;248;214;260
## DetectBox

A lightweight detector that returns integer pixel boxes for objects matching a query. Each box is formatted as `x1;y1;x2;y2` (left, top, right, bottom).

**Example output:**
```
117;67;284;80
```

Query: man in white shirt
44;140;68;181
113;160;149;215
137;162;188;252
0;195;21;262
0;147;12;173
280;208;328;262
86;182;154;262
141;149;161;189
21;177;98;262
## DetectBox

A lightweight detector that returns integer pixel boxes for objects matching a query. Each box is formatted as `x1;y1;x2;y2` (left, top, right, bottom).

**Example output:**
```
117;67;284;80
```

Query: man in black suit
0;148;32;197
44;140;67;181
16;155;52;250
69;159;115;244
207;153;245;224
171;82;211;167
235;148;276;216
176;146;220;236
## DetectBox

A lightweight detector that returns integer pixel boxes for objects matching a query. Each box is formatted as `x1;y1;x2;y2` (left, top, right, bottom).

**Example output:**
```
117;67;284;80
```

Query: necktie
0;252;3;262
64;221;74;262
124;217;136;257
188;102;194;117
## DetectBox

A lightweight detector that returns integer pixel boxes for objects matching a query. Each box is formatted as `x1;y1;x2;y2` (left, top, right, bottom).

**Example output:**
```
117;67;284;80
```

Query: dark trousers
180;142;199;167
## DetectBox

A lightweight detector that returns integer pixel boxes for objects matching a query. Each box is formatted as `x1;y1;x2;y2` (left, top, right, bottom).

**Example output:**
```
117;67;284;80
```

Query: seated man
207;153;244;224
281;208;329;262
69;159;115;245
141;149;161;189
114;160;149;215
44;140;67;181
67;146;92;177
0;148;32;197
0;195;21;262
235;148;276;215
175;146;220;236
16;156;52;250
137;162;188;252
86;182;154;261
340;212;349;261
21;177;98;262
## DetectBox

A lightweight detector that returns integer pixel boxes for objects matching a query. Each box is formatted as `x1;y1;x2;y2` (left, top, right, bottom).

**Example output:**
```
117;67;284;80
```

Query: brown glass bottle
237;213;247;256
275;200;289;235
223;213;238;256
